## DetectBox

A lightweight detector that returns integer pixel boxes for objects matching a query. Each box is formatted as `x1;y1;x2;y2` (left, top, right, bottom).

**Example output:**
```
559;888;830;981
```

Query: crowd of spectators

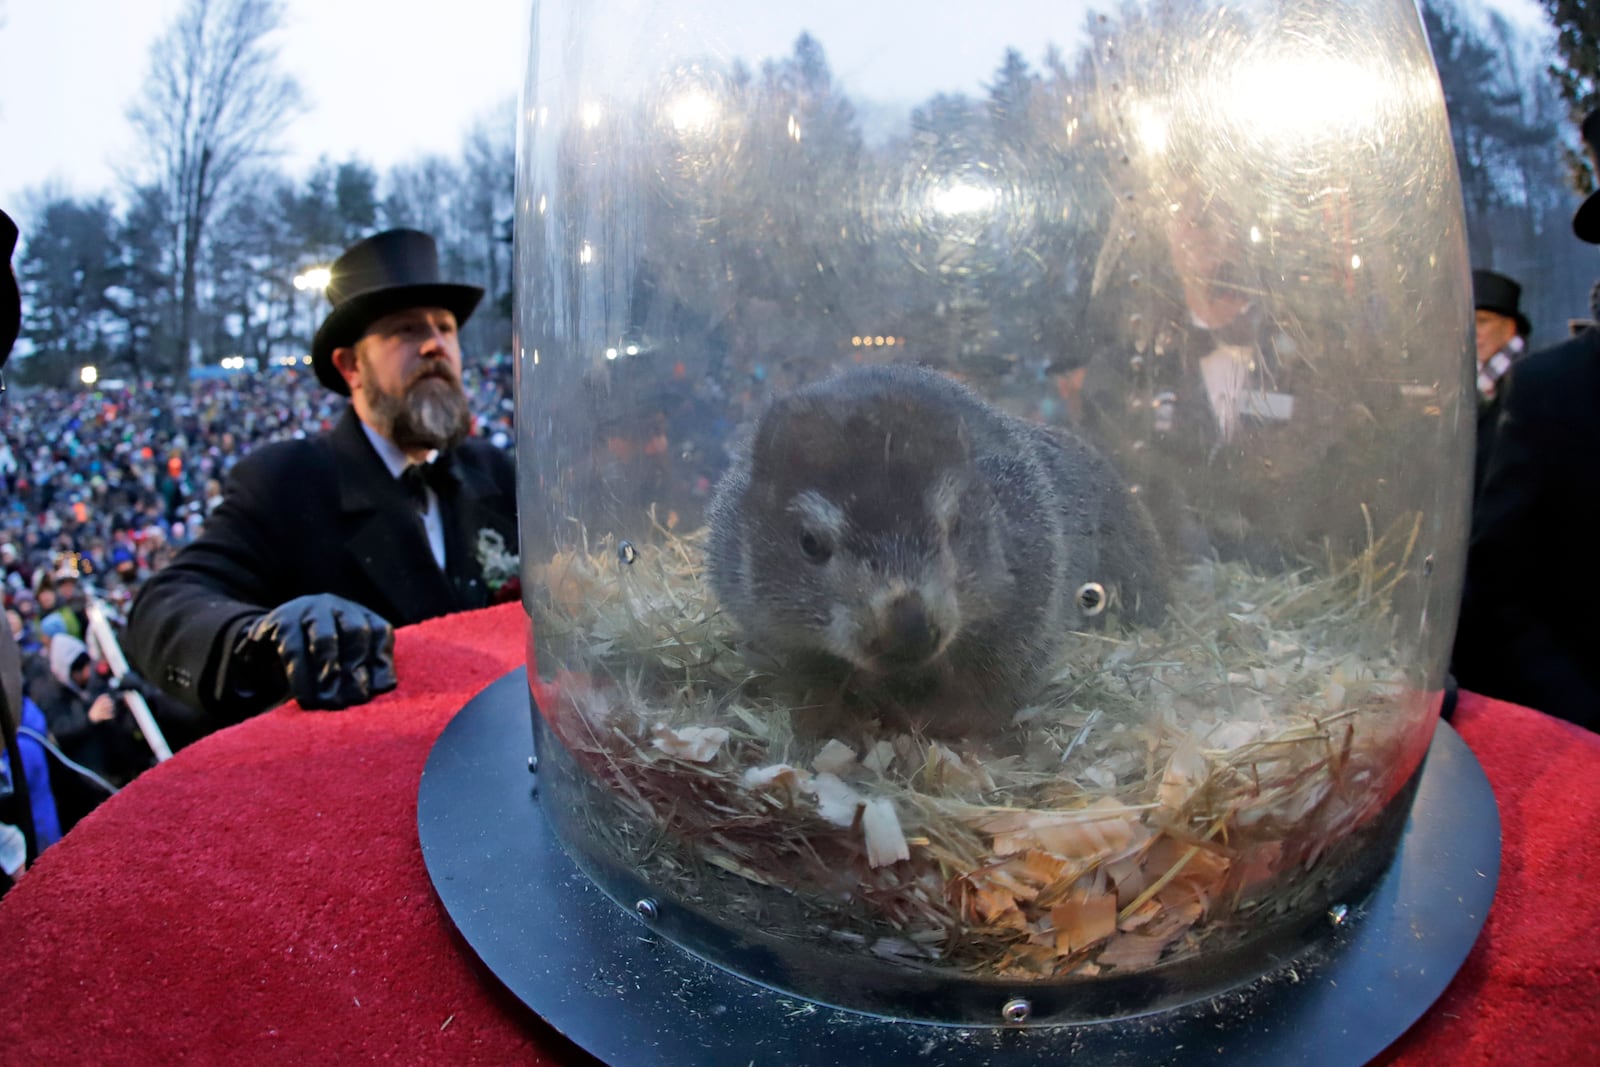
0;356;515;837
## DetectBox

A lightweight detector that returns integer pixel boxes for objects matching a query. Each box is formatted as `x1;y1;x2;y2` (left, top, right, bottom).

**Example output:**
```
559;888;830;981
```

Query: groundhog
707;363;1167;729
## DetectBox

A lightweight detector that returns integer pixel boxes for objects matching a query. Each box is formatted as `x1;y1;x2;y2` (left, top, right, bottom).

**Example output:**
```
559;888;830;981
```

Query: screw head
1001;997;1032;1025
635;898;659;921
527;754;540;773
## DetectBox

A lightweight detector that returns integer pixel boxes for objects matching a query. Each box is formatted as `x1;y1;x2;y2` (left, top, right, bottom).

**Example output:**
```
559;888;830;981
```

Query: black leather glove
230;595;397;711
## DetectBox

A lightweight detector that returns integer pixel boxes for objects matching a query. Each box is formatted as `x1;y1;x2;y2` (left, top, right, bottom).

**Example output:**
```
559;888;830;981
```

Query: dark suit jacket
1472;394;1500;508
1452;328;1600;730
126;408;517;716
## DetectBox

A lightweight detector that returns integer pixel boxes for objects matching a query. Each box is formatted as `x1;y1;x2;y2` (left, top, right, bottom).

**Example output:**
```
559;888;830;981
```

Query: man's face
1474;309;1518;367
335;306;472;453
1165;189;1249;331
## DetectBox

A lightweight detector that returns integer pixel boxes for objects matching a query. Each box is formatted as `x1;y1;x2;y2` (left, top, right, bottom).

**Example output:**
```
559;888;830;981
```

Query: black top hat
1;209;20;364
1573;111;1600;244
1472;269;1531;338
311;228;484;394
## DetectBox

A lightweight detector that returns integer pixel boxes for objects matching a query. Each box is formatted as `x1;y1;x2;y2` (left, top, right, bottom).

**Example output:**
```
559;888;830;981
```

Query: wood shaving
528;510;1436;978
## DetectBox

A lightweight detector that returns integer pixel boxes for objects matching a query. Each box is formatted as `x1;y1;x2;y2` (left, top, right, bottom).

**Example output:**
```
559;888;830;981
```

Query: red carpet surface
0;601;1594;1065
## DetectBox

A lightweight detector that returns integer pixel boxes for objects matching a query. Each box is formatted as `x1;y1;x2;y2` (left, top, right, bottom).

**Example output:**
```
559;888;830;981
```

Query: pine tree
1544;0;1600;189
15;198;123;384
1545;0;1600;118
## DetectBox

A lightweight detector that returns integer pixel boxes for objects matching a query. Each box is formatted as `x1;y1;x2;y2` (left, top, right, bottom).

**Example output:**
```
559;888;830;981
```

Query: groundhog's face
738;390;1015;675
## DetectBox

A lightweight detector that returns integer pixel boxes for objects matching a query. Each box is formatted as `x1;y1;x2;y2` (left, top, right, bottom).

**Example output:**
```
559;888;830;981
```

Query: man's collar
357;419;438;478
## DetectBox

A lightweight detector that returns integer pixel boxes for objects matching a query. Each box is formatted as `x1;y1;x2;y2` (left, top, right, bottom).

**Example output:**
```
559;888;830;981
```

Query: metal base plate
419;668;1500;1067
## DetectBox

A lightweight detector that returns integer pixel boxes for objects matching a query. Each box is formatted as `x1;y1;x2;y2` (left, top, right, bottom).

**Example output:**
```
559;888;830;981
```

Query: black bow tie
399;459;452;510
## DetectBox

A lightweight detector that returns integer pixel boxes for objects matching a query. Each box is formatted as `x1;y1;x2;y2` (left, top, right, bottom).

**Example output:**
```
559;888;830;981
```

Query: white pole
85;598;173;763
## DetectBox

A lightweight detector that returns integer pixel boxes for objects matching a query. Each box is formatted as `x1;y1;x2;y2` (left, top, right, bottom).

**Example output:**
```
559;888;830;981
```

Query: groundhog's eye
798;530;832;564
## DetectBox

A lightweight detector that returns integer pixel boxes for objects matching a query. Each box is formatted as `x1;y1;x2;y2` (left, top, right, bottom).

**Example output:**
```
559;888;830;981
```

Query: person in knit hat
32;635;147;832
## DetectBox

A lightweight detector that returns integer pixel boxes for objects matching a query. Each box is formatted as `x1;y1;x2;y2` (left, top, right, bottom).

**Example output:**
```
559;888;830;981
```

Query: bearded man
126;229;517;718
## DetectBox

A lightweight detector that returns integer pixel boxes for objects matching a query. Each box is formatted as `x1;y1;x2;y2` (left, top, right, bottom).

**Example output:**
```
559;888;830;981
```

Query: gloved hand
231;595;397;711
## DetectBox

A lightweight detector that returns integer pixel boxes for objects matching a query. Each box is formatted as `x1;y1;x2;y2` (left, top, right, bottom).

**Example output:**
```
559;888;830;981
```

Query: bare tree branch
127;0;303;382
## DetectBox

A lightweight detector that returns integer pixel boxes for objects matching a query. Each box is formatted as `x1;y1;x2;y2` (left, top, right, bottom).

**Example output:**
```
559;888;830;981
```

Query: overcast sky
0;0;529;213
0;0;1552;219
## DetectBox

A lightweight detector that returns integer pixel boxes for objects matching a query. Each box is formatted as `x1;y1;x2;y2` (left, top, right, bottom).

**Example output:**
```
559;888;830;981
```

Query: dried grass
528;507;1437;978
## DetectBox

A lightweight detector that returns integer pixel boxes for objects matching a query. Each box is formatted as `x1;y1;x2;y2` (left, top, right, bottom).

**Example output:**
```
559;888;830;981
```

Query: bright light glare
928;179;999;217
1130;100;1169;154
79;366;98;385
579;102;604;129
293;267;331;291
1224;54;1390;143
667;90;719;132
605;348;619;361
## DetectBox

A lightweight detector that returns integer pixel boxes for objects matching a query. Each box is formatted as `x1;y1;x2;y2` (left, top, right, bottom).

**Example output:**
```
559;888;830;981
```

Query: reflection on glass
928;178;1001;217
1222;54;1393;144
515;0;1472;1016
666;89;720;133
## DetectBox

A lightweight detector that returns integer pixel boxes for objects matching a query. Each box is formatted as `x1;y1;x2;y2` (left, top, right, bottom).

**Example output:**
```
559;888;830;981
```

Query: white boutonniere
475;528;521;601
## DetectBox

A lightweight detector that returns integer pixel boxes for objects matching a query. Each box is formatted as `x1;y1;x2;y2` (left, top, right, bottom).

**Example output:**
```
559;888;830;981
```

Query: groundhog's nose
873;594;942;666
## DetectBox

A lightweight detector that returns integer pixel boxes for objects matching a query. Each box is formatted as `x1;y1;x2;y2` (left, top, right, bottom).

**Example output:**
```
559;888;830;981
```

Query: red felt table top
0;602;1595;1065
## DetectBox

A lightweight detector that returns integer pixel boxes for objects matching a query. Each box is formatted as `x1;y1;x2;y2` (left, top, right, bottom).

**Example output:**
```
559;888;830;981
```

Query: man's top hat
1472;269;1531;338
311;228;484;394
1;209;21;364
1573;110;1600;244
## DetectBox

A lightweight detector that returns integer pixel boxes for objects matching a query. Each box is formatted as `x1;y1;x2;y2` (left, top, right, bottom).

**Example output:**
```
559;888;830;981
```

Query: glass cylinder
515;0;1472;1023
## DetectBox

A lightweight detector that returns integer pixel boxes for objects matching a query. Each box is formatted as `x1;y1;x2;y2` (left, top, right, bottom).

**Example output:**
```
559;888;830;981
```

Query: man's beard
363;359;473;452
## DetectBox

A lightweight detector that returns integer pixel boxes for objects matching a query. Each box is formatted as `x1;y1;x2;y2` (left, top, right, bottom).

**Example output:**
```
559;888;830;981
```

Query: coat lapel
330;409;456;625
436;450;515;611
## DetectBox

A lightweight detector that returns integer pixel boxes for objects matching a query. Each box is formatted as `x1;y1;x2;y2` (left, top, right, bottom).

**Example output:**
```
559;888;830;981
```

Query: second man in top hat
1451;111;1600;732
1469;268;1530;499
126;229;518;718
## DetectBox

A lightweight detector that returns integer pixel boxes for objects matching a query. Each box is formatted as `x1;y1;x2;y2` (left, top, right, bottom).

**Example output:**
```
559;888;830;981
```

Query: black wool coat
126;407;518;716
1452;327;1600;730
